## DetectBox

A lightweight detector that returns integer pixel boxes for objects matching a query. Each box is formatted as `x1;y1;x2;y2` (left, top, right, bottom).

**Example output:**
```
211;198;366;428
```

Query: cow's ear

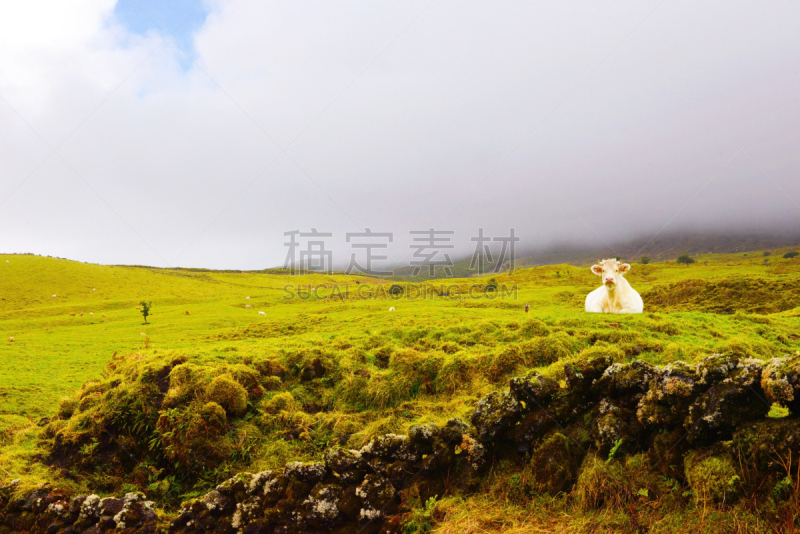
591;264;603;275
619;263;631;273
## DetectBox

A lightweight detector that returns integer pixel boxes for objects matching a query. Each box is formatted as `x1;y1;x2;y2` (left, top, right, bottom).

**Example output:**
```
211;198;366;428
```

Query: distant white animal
246;296;250;300
93;288;96;291
258;311;266;316
140;333;146;336
389;307;395;311
52;294;57;298
102;314;106;317
89;313;94;317
585;259;643;314
8;337;14;342
245;305;252;309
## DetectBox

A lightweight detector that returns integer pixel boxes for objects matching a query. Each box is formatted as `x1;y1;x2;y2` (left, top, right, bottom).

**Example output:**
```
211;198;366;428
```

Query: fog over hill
388;231;800;280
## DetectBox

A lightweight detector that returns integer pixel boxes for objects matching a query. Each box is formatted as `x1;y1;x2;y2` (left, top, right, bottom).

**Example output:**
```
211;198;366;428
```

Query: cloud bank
1;0;799;270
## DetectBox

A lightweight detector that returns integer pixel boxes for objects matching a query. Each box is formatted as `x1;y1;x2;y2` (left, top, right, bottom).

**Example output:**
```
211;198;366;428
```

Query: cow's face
591;259;630;288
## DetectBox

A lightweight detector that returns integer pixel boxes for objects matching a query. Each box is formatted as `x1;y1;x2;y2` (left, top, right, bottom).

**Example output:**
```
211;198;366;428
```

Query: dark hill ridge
390;232;800;280
4;350;800;533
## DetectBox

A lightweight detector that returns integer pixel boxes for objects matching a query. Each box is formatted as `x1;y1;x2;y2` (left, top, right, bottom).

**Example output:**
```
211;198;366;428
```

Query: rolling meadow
1;249;800;533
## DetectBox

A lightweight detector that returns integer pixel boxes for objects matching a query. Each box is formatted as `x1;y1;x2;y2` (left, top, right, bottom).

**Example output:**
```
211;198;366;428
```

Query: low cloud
1;0;799;269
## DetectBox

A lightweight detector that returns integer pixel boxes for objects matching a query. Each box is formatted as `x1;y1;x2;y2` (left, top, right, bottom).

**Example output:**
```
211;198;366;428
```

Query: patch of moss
205;374;248;417
684;451;740;506
530;431;581;495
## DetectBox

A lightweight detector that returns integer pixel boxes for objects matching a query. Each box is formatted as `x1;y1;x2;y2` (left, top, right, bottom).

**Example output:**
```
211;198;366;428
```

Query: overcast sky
1;0;799;271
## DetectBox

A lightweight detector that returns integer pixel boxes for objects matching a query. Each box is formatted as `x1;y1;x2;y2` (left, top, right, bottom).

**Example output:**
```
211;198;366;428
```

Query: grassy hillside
1;249;800;531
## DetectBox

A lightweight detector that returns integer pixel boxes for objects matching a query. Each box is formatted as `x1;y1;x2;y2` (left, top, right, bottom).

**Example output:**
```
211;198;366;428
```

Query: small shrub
676;254;695;265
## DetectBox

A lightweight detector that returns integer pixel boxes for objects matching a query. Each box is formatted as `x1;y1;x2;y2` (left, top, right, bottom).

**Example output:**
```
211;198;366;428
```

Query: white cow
258;311;266;316
245;305;252;309
585;259;643;314
389;307;395;311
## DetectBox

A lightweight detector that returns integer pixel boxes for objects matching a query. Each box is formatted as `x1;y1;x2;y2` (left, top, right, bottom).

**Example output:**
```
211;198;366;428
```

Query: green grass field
1;249;799;531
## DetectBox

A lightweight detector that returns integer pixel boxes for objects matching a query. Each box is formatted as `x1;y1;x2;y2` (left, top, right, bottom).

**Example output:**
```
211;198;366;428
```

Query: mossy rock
470;391;522;443
684;450;741;506
200;401;227;430
564;347;616;394
590;399;645;455
685;357;768;443
509;371;559;407
761;354;800;414
593;360;658;399
205;375;248;417
729;418;800;499
530;431;581;494
637;361;700;428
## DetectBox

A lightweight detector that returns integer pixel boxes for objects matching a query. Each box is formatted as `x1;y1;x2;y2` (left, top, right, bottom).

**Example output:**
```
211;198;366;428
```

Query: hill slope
1;250;799;532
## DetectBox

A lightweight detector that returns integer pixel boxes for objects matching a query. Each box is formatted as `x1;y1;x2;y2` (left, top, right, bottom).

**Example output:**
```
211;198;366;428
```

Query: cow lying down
585;258;643;314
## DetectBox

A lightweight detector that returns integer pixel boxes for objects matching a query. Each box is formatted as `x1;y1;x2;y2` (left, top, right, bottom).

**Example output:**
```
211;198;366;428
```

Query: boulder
684;357;769;443
471;391;523;442
761;354;800;414
637;361;702;428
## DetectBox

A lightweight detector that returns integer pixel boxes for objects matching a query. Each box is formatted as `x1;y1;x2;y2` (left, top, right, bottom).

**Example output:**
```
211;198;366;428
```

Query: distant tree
640;256;651;265
485;278;498;292
388;284;403;296
140;301;152;324
676;254;695;266
763;251;772;257
784;251;799;260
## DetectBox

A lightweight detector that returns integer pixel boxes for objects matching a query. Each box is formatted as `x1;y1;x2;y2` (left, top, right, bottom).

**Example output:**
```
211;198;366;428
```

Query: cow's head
591;258;630;289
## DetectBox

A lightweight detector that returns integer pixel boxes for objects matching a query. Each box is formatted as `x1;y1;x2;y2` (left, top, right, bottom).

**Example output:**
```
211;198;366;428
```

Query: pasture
1;250;799;531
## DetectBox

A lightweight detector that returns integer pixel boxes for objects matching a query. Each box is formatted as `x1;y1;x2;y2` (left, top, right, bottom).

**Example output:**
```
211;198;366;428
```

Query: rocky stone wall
3;351;799;534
